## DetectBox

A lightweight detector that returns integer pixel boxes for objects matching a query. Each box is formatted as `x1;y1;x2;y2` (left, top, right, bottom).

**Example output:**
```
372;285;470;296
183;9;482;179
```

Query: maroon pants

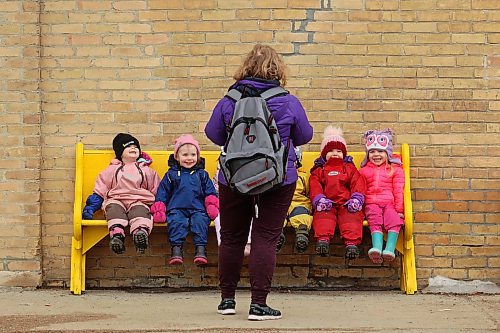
218;183;295;305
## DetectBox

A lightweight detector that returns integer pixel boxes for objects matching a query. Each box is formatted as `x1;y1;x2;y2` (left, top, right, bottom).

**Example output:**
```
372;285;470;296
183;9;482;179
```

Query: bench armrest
401;143;413;244
73;142;84;241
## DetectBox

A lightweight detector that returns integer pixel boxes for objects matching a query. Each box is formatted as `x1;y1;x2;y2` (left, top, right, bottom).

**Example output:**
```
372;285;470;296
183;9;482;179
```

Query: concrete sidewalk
0;288;498;332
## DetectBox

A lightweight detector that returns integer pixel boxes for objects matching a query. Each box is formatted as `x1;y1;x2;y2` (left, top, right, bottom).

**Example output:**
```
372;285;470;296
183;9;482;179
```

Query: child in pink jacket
359;129;404;264
83;133;161;254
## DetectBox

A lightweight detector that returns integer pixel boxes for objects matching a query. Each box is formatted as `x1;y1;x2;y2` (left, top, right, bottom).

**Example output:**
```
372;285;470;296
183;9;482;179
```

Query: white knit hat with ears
320;126;347;158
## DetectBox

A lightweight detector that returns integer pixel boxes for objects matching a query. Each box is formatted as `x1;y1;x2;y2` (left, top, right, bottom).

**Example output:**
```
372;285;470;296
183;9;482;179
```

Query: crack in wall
291;0;332;54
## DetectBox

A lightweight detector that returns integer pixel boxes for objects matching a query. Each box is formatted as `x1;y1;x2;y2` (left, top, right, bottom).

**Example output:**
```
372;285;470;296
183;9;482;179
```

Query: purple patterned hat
360;128;402;167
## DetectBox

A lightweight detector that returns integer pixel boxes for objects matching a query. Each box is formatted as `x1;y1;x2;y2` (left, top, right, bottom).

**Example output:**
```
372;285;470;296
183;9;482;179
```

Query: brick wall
0;0;42;286
1;0;498;290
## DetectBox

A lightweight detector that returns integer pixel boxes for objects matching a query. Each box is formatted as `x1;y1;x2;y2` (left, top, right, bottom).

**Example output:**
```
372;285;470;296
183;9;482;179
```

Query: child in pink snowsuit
309;127;366;260
359;129;405;264
83;133;161;254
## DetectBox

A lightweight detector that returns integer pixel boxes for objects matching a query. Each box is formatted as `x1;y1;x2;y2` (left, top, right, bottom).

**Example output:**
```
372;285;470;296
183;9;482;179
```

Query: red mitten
150;201;166;223
204;195;219;220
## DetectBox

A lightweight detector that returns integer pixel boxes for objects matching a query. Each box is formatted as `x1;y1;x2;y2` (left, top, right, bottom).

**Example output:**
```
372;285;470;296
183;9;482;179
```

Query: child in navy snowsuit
150;134;219;266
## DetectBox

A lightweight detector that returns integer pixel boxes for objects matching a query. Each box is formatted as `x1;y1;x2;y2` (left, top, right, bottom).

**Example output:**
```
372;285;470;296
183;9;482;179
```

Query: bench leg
81;253;86;293
77;226;108;293
72;227;107;295
389;231;416;294
402;236;418;295
70;237;83;295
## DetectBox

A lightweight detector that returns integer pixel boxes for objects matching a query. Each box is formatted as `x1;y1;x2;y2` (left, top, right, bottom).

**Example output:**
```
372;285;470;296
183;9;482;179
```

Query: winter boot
315;239;330;257
110;234;125;254
109;226;126;254
345;245;360;260
276;231;286;253
132;228;149;254
294;224;309;253
193;245;208;266
169;245;183;265
368;232;383;264
382;231;399;262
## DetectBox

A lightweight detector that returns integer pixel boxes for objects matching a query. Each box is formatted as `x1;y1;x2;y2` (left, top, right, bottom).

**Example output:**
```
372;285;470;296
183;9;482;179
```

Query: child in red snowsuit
309;127;366;259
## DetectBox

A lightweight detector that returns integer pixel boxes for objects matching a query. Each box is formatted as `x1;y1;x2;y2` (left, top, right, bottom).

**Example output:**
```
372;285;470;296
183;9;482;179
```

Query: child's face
122;145;139;163
176;144;198;169
368;149;388;166
325;148;343;161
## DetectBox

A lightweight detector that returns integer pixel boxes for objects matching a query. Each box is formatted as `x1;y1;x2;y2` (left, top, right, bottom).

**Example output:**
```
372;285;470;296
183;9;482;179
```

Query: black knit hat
112;133;141;160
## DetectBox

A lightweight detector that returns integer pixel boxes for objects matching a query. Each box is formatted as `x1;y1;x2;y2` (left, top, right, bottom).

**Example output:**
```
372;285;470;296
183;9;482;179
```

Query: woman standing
205;44;313;321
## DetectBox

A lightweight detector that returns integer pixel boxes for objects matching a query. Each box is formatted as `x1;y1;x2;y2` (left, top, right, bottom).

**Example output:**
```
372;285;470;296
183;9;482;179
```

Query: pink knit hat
174;134;200;157
320;126;347;158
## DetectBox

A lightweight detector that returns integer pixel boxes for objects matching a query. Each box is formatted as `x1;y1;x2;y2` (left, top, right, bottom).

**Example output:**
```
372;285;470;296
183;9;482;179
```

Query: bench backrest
78;146;402;208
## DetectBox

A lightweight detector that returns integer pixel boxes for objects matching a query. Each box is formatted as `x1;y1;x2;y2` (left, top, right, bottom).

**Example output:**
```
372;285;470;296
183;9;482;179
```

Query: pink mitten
150;201;166;223
204;195;219;220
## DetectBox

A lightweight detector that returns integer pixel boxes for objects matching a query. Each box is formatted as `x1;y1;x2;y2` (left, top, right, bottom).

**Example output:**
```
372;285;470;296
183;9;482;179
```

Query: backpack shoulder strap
260;86;288;100
225;89;242;102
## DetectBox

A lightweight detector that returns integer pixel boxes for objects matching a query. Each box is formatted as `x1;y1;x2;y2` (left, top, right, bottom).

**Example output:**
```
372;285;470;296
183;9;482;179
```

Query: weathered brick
434;246;470;256
469;269;500;280
417;257;452;268
435;223;471;234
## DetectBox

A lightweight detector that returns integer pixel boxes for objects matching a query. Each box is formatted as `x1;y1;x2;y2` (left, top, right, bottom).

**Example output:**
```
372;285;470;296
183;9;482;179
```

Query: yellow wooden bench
71;142;417;295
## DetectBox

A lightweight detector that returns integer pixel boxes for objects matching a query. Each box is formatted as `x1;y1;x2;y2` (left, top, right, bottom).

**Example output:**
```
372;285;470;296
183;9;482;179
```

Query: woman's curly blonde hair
233;44;287;86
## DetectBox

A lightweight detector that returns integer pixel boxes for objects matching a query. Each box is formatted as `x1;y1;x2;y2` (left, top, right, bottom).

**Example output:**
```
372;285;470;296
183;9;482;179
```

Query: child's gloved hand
346;198;362;213
82;193;103;220
313;195;333;212
150;201;166;223
345;192;365;213
317;197;333;212
204;195;219;220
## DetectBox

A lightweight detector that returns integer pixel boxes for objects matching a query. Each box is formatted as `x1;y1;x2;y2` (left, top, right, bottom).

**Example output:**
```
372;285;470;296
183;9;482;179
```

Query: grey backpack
220;86;289;195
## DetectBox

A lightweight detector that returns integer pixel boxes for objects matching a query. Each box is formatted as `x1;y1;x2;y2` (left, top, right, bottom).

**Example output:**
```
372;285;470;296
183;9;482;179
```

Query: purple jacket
205;77;313;186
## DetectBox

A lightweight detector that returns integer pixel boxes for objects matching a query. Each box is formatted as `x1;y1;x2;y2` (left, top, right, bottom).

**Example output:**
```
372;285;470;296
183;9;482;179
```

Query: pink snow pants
365;203;403;234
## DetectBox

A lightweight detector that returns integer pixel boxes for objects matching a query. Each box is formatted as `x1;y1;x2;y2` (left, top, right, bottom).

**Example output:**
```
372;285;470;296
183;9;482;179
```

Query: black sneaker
133;229;149;254
217;298;236;315
248;303;282;321
110;234;125;254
